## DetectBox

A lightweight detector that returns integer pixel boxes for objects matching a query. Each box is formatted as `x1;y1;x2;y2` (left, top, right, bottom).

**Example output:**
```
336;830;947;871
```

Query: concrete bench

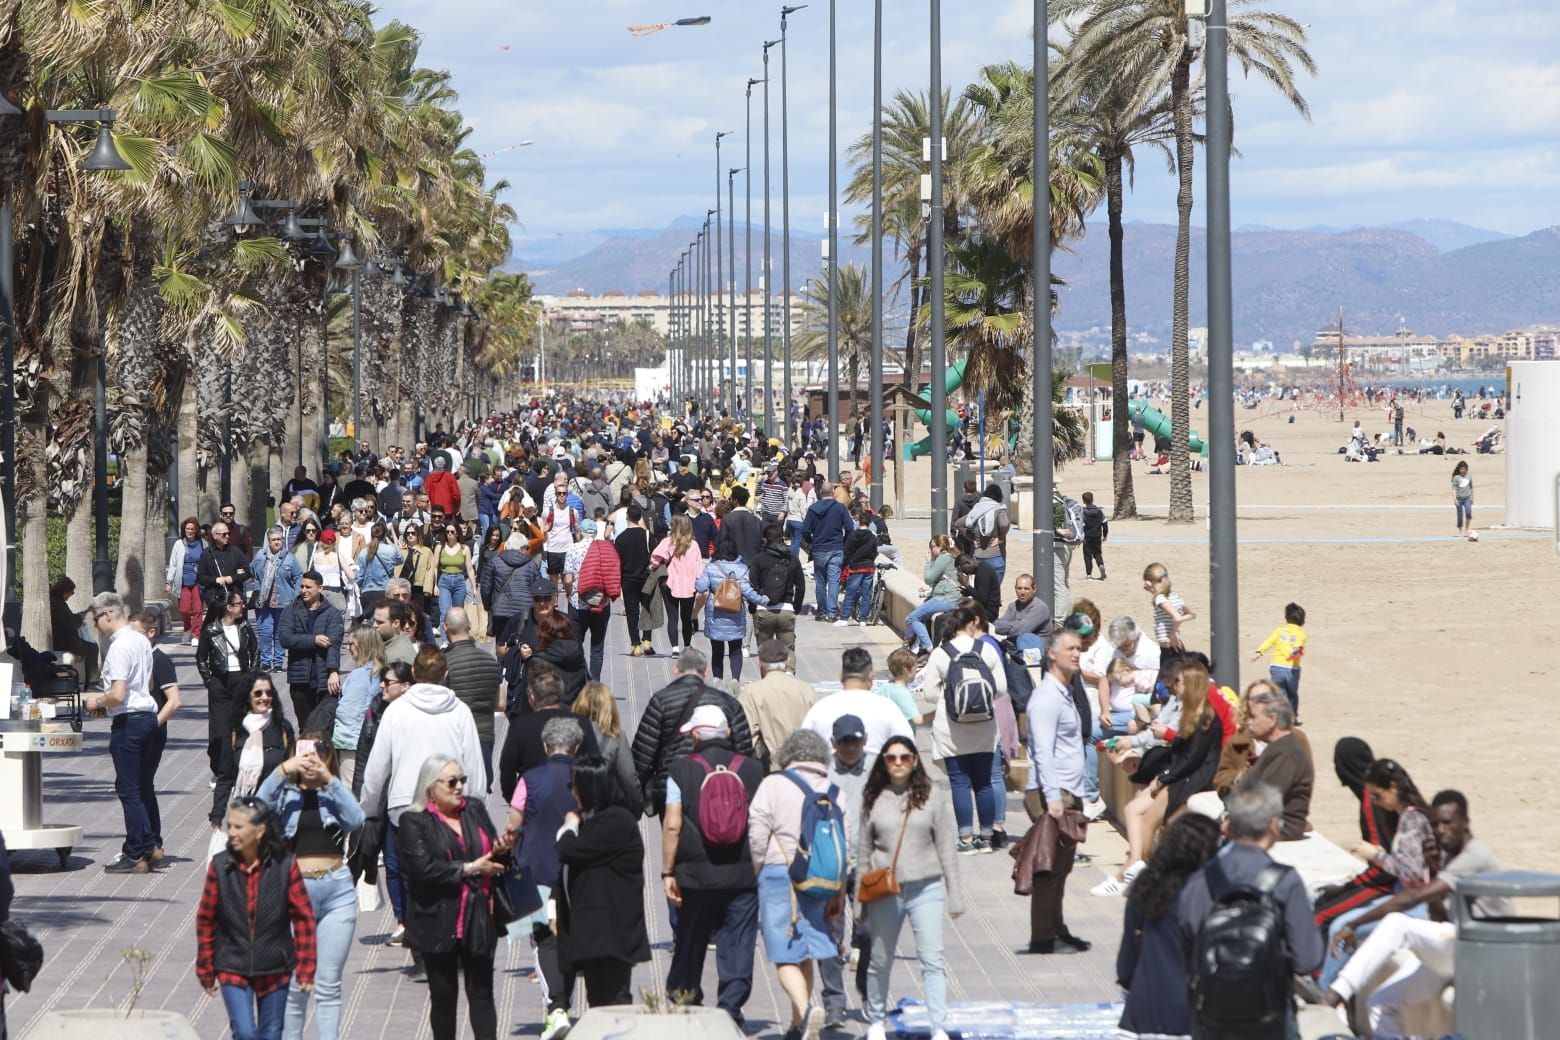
876;563;923;637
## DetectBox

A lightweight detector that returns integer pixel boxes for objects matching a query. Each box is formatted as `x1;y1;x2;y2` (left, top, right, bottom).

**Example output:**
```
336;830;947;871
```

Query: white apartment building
541;287;804;340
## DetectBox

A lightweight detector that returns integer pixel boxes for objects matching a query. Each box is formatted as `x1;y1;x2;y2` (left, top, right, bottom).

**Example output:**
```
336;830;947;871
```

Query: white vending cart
0;717;84;867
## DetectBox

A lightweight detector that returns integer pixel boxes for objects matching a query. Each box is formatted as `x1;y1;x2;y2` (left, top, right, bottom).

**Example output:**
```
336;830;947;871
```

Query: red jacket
575;539;622;606
423;470;461;516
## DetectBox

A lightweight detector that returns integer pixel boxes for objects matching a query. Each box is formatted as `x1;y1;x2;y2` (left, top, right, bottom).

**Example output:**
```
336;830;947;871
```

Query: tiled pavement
6;607;1129;1038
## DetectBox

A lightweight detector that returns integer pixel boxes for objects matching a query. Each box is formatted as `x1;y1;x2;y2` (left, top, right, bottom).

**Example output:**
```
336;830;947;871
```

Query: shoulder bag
1;917;44;992
857;798;911;904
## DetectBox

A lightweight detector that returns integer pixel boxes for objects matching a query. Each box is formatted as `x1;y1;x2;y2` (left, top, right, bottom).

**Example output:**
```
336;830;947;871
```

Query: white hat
678;704;730;738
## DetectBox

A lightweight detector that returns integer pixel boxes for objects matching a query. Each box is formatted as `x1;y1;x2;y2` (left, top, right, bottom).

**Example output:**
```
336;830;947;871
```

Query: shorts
545;551;565;576
757;863;837;965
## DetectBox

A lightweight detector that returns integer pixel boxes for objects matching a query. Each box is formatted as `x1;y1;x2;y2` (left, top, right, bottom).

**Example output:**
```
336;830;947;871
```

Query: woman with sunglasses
251;525;304;672
399;755;512;1040
196;797;317;1040
197;589;261;778
257;732;364;1040
397;525;437;625
165;516;206;643
434;522;478;635
213;675;297;835
332;627;387;787
292;519;322;573
857;736;962;1040
347;662;413;892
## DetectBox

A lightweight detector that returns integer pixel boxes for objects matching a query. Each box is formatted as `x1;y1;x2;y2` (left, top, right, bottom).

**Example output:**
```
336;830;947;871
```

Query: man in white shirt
86;592;163;874
799;647;912;753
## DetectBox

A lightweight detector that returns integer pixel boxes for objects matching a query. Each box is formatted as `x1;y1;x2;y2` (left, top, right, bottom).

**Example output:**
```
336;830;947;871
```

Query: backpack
756;554;794;605
780;770;848;897
1189;860;1293;1033
1052;493;1085;544
711;564;744;613
690;753;751;848
940;641;997;723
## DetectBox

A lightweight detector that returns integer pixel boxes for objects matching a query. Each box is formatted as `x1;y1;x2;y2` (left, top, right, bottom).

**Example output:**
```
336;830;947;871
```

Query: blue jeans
1269;665;1301;714
222;982;289;1040
786;519;804;556
665;887;760;1020
384;821;405;924
989;752;1008;827
285;866;358;1040
812;549;843;618
1319;895;1428;990
1455;498;1473;530
255;606;284;668
840;572;875;622
1085;708;1134;801
865;879;947;1030
109;711;161;862
985;555;1006;586
905;598;959;652
943;751;996;837
436;572;467;628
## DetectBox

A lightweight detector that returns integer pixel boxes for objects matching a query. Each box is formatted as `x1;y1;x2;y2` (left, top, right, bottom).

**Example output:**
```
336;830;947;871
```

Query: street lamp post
667;267;676;400
928;0;948;535
779;5;806;450
826;0;841;482
728;166;739;418
1205;0;1239;688
762;40;778;438
1032;0;1055;608
715;131;730;412
746;78;760;419
869;0;885;511
335;237;365;442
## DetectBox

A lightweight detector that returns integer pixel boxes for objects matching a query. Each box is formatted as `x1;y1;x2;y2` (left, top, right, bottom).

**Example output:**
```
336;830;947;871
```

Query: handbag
495;862;544;929
857;799;911;905
1;918;44;993
713;565;743;612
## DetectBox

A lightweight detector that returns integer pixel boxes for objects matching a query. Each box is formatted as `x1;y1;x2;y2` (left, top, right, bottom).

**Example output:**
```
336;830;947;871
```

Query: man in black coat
717;486;764;566
630;647;755;817
196;521;251;602
749;524;806;664
278;572;344;726
496;663;598;803
661;706;766;1023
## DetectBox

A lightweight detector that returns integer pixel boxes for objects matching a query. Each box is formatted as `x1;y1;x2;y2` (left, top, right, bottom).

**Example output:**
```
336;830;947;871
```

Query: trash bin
1454;870;1560;1039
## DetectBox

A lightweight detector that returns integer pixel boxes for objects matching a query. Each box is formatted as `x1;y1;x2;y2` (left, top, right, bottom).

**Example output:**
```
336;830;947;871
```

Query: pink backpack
690;754;750;848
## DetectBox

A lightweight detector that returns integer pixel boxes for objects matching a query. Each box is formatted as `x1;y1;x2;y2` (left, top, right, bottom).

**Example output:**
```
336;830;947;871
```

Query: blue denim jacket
332;664;379;751
256;771;366;839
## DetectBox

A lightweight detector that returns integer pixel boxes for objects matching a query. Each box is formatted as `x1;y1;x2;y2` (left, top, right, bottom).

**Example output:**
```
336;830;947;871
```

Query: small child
1252;602;1306;715
1102;656;1152;735
875;647;925;725
1143;562;1195;651
1081;491;1108;580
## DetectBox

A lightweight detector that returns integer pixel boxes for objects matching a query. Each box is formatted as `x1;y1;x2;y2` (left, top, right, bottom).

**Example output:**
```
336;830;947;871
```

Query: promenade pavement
5;605;1129;1038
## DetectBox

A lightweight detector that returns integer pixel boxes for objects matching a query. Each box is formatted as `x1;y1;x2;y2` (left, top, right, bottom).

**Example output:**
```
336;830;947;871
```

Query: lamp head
333;237;363;271
782;5;808;14
83;123;133;172
389;266;409;287
280;210;306;240
225;187;261;234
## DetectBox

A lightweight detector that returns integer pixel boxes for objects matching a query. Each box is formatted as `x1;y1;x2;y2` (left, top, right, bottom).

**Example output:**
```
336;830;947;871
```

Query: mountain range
511;218;1560;348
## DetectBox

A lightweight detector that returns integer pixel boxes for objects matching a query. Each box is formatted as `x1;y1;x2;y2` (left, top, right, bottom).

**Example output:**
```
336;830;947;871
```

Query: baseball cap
758;639;790;664
678;704;731;738
831;714;866;742
578;518;598;536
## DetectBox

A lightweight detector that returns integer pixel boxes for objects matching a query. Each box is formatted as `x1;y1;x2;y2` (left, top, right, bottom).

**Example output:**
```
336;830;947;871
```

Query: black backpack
1189;860;1293;1033
757;554;794;606
939;641;997;723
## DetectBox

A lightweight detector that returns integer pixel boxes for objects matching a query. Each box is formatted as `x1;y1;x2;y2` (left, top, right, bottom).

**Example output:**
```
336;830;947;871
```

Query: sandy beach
882;393;1559;869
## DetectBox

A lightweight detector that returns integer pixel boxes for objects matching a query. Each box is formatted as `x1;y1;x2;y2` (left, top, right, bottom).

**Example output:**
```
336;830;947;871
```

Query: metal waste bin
1454;870;1560;1039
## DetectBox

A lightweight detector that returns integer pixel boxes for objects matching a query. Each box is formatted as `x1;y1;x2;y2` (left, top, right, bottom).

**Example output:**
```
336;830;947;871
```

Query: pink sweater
650;538;706;598
747;761;856;873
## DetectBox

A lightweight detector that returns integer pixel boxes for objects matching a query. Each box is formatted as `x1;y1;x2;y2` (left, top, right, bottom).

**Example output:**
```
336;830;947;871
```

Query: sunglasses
437;775;468;788
883;752;917;764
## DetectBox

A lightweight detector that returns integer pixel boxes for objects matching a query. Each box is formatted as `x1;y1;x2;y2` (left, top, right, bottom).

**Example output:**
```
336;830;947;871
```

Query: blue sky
374;0;1560;249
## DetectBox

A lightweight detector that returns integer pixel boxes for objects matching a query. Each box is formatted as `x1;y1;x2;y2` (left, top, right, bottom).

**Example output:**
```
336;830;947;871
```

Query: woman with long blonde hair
571;682;642;815
651;513;705;654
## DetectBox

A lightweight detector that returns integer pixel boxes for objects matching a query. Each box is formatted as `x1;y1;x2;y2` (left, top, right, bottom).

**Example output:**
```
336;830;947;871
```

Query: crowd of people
13;390;1505;1040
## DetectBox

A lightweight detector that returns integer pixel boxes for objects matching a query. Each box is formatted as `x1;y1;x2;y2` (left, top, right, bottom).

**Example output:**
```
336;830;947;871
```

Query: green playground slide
1129;398;1208;457
905;360;967;460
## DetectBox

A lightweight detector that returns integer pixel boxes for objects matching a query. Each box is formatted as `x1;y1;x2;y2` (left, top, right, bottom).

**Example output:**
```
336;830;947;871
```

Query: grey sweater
855;785;965;915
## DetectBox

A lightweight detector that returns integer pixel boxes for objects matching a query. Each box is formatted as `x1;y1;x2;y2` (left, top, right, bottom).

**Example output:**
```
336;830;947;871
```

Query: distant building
541;285;804;339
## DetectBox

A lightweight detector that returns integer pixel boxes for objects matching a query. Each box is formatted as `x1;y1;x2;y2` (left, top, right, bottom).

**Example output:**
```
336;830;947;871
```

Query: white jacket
358;682;486;823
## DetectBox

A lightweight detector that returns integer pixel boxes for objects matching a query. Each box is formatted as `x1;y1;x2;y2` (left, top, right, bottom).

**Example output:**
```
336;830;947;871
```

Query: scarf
236;712;270;797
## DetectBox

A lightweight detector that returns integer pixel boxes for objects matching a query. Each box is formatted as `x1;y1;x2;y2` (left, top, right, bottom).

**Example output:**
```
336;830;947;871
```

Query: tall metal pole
779;6;801;450
869;0;885;511
706;218;716;410
667;268;676;402
827;0;841;483
0;199;15;593
351;268;363;443
762;42;776;438
715;132;729;413
1032;0;1055;608
746;79;759;419
728;167;739;420
92;340;113;592
1206;0;1239;688
320;304;329;474
694;232;704;410
927;0;948;534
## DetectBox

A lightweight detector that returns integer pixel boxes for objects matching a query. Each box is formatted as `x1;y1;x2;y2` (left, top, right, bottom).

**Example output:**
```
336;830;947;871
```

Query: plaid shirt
196;857;317;996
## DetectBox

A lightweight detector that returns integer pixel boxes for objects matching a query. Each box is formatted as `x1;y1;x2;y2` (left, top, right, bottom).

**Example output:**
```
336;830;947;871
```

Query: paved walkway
6;607;1128;1038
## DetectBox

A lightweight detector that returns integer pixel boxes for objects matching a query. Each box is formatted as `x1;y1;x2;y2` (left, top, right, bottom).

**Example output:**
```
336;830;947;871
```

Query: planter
25;1009;200;1039
569;1004;745;1040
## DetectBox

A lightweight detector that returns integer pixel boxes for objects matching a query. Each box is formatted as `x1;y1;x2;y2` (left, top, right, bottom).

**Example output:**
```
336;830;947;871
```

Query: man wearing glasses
85;594;163;874
217;503;255;558
686;491;718;560
196;522;251;603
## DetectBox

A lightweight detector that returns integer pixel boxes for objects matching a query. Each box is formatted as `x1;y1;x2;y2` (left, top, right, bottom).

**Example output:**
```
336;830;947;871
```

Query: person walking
555;756;652;1010
959;484;1010;586
615;503;658;657
695;542;769;681
212;675;297;841
198;589;262;776
399;755;511;1040
661;706;766;1022
651;514;705;655
434;522;477;634
166;516;207;643
738;639;819;771
750;523;806;663
331;627;386;787
858;735;962;1040
572;681;643;816
85;593;163;874
196;798;318;1040
353;522;404;625
1451;460;1474;538
920;605;1007;854
257;734;364;1040
837;508;880;628
311;530;351;616
563;518;621;680
397;524;438;628
798;488;851;622
199;521;253;606
251;526;304;671
631;647;756;816
440;608;502;789
278;573;345;728
1023;628;1092;952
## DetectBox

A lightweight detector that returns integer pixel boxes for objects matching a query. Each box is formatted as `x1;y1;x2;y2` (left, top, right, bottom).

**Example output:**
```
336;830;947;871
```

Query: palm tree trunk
177;353;200;525
904;241;923;384
17;425;50;648
1106;152;1137;519
145;467;169;607
1167;49;1195;524
115;437;149;609
63;490;91;611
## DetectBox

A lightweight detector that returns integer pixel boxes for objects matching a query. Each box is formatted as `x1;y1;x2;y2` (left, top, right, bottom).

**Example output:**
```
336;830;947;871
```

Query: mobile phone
297;739;317;757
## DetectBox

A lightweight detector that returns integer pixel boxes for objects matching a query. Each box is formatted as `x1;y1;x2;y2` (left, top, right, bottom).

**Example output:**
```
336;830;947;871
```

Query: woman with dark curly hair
1114;813;1221;1040
857;735;962;1040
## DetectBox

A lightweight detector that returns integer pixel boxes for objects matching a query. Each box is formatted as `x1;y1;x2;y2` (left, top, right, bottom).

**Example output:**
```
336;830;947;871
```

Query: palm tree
1053;0;1315;521
793;263;900;402
1052;39;1180;520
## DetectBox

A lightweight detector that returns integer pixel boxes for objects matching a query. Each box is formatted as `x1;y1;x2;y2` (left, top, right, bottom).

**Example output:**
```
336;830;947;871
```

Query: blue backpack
780;770;848;897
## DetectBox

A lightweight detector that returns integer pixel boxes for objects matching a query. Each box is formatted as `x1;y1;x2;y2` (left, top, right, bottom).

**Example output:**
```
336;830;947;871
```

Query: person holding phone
257;732;364;1040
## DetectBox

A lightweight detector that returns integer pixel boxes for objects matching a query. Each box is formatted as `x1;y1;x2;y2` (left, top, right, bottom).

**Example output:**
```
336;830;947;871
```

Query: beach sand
881;395;1557;869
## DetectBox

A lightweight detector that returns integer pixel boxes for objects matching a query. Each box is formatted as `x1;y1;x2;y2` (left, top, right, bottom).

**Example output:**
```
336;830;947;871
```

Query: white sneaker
1082;798;1108;821
930;1031;950;1040
802;1006;825;1040
866;1023;887;1040
1123;859;1146;884
1089;874;1129;897
190;636;200;646
833;618;850;628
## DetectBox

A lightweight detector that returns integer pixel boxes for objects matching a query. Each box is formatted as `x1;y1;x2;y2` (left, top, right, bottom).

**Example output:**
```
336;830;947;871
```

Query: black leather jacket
197;618;261;686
